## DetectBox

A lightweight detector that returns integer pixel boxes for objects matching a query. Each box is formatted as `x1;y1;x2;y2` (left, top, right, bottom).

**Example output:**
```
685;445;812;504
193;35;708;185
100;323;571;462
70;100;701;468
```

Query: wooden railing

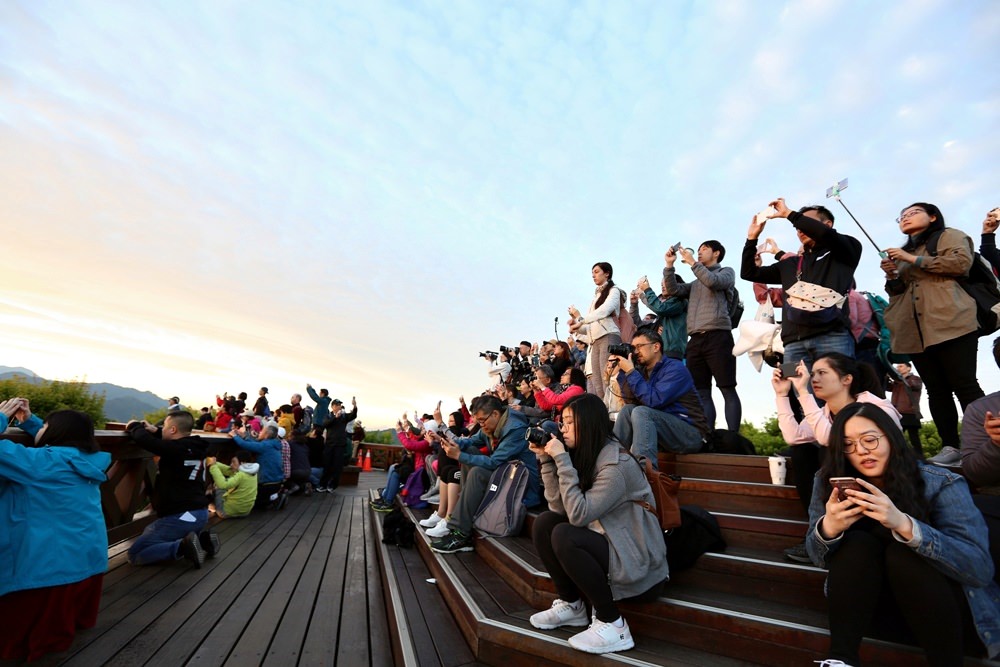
3;424;396;544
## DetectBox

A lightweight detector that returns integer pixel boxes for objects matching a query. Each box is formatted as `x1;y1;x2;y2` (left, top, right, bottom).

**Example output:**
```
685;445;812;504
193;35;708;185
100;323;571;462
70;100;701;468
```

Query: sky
0;0;998;429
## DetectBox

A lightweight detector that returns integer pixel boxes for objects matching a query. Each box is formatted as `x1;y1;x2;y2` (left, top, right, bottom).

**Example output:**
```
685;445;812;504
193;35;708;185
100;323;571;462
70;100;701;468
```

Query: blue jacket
807;465;1000;657
636;288;688;358
451;408;541;508
307;387;332;426
616;357;708;434
0;414;110;596
233;435;284;484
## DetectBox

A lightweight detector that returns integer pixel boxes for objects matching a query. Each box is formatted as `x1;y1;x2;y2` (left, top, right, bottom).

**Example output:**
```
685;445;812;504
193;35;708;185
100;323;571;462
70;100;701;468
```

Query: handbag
630;454;682;531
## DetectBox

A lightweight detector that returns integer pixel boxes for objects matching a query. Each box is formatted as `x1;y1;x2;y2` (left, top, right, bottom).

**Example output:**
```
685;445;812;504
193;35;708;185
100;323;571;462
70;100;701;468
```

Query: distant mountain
0;366;168;422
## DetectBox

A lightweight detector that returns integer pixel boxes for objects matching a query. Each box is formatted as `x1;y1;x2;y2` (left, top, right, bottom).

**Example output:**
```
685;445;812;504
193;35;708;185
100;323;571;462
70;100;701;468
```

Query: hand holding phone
830;477;863;502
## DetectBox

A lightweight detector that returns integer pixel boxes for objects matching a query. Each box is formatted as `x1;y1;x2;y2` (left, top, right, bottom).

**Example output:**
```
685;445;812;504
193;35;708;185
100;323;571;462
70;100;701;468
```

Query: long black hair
900;202;946;252
561;393;615;492
37;410;99;453
592;261;625;311
819;402;929;522
815;352;885;399
448;410;468;437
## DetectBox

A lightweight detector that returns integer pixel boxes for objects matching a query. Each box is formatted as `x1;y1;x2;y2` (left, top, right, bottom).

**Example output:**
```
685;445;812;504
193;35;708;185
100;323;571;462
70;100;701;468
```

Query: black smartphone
780;361;801;379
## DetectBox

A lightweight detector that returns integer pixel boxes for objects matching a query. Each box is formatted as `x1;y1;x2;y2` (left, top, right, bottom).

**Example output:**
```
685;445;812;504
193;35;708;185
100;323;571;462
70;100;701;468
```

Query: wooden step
677;478;806;521
659;452;798;485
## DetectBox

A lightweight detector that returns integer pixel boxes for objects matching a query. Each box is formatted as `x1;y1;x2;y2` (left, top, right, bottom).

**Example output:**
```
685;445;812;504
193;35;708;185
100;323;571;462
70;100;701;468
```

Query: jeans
309;467;323;486
613;404;703;469
782;329;856;373
381;464;402;503
128;509;208;565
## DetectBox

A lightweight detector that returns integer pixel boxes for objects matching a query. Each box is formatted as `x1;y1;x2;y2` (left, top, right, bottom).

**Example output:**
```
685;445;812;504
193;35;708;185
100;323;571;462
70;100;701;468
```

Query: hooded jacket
451;408;541;508
209;461;259;518
232;434;284;485
0;414;111;596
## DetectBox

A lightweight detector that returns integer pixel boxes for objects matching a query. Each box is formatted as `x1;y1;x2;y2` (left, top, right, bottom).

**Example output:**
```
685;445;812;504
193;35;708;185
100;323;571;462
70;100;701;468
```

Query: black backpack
381;509;415;548
665;505;727;571
726;286;745;328
295;406;314;435
926;231;1000;337
701;428;756;455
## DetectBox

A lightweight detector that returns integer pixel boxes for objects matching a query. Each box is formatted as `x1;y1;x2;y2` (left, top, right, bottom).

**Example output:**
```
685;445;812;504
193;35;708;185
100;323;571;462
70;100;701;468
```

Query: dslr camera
525;427;559;446
479;350;499;360
608;343;634;358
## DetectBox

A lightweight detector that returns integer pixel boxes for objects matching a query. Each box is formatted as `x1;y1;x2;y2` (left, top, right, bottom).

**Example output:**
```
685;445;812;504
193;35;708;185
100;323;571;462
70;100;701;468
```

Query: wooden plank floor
29;474;392;667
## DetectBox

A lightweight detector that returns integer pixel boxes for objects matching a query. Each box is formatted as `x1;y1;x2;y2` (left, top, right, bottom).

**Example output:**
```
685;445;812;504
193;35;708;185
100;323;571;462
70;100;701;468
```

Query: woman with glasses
882;203;985;460
528;393;666;655
807;402;999;666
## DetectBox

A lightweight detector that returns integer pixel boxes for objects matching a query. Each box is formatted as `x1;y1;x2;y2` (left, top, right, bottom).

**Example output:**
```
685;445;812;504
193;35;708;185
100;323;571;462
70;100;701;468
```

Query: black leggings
909;332;984;449
532;511;662;622
826;520;981;666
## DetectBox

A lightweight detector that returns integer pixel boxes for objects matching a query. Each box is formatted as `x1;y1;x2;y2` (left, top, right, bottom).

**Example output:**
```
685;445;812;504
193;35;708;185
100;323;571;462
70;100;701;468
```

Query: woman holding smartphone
807;403;999;665
568;262;626;399
881;203;985;461
527;393;666;655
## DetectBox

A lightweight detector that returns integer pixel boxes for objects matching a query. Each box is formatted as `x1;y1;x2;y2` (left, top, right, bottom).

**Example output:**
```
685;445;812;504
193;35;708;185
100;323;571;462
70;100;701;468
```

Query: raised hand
768;198;792;219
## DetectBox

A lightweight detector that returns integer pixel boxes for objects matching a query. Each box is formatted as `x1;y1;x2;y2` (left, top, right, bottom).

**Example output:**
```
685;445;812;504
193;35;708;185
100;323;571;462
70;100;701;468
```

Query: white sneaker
568;617;634;654
419;511;442;528
814;661;856;667
529;599;589;630
426;520;452;538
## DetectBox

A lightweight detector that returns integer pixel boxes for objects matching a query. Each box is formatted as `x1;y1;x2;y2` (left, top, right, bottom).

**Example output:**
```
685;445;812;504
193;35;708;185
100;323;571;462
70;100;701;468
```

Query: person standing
568;262;625;399
664;240;741;431
306;384;332;434
889;362;924;457
317;397;357;492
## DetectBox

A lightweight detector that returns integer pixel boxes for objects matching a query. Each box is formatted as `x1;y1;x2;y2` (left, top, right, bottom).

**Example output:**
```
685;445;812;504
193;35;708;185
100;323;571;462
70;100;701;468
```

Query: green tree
740;417;786;456
0;377;105;428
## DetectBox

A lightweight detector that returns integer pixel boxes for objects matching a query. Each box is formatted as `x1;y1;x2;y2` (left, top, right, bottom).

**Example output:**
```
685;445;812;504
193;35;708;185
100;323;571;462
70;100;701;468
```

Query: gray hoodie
664;263;734;334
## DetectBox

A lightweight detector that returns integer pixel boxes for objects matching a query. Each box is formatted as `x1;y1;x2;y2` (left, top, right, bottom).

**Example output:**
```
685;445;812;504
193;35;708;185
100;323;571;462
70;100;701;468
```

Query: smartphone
780;361;802;379
670;242;683;254
755;206;776;224
830;477;863;502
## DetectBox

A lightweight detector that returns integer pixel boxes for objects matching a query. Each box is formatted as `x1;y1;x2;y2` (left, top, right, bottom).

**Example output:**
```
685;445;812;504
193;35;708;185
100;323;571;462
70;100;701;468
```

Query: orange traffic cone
363;451;372;471
356;450;364;467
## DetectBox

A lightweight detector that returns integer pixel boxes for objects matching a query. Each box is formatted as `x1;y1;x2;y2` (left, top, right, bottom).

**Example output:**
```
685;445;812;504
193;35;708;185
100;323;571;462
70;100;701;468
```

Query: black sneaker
275;491;289;511
783;541;811;564
180;532;206;568
430;529;474;554
370;499;394;512
199;530;221;559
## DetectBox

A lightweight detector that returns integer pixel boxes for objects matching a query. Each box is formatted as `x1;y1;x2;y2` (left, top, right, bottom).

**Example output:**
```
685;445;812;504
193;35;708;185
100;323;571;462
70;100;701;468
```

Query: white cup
768;456;787;485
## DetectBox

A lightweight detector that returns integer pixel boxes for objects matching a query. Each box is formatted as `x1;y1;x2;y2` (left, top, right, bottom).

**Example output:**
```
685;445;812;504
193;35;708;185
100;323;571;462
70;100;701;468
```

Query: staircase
372;452;999;666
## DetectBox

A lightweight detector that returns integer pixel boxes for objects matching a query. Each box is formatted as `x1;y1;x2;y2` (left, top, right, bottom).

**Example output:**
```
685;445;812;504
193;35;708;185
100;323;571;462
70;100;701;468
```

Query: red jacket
534;385;585;412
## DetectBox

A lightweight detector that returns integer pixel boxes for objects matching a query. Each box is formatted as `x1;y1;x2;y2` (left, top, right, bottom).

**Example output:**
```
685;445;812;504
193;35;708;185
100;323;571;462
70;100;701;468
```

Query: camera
479;350;498;359
525;427;558;446
608;343;634;358
499;345;515;356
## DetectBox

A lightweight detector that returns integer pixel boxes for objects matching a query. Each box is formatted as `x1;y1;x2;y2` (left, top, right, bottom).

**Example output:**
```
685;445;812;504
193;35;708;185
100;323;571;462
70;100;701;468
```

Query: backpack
613;287;637;344
860;291;910;369
701;429;756;455
295;406;314;435
630;454;682;531
473;461;529;537
927;231;1000;337
725;287;745;328
381;508;415;548
665;505;727;571
400;468;428;509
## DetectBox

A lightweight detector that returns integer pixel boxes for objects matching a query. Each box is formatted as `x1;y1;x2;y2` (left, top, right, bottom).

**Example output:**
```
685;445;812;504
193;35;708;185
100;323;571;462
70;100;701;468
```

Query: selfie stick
825;178;884;255
554;317;559;338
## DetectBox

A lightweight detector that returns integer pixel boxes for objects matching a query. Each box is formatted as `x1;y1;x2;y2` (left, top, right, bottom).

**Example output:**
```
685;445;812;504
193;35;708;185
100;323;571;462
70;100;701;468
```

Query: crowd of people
382;200;1000;663
4;200;1000;664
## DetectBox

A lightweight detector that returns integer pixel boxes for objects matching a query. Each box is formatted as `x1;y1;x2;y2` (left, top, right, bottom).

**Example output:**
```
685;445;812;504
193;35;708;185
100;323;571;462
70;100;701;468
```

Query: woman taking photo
882;202;985;461
807;402;999;666
772;352;901;564
568;262;626;399
528;393;667;655
0;400;111;662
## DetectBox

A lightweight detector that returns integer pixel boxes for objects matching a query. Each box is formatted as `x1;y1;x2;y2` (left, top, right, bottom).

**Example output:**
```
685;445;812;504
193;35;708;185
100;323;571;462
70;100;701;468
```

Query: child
208;450;259;519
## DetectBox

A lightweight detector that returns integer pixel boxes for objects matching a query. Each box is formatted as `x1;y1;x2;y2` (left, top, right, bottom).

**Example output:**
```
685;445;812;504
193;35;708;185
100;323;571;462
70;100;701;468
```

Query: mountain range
0;366;168;422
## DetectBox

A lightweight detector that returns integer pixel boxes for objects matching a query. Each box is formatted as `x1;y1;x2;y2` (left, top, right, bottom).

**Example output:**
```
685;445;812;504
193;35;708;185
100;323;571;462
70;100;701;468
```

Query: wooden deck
31;473;398;667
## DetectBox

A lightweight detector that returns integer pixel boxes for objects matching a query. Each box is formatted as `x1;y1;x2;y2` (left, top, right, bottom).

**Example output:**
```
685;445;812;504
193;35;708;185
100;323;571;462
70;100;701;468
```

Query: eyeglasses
474;411;497;426
633;342;657;349
896;209;925;224
843;434;884;454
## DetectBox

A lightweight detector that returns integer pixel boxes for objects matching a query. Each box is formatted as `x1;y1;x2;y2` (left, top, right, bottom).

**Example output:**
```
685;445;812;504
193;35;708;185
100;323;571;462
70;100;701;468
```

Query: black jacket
740;211;862;343
126;423;209;516
323;406;358;447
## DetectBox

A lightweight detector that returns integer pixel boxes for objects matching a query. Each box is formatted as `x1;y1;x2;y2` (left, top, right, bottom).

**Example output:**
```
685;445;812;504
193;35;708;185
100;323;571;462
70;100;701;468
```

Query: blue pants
613;404;703;469
128;509;208;565
782;330;856;381
381;464;403;503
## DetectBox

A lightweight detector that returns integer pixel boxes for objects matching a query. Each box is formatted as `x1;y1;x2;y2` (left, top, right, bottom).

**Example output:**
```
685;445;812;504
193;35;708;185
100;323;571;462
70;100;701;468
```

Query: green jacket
210;462;259;517
632;288;688;358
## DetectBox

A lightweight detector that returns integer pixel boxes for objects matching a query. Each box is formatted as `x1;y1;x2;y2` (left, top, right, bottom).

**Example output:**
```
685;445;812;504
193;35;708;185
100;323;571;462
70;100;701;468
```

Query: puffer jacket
209;461;259;518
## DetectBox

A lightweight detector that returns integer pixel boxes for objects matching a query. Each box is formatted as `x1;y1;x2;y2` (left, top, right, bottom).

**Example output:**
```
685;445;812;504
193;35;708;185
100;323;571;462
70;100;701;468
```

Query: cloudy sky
1;0;998;428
